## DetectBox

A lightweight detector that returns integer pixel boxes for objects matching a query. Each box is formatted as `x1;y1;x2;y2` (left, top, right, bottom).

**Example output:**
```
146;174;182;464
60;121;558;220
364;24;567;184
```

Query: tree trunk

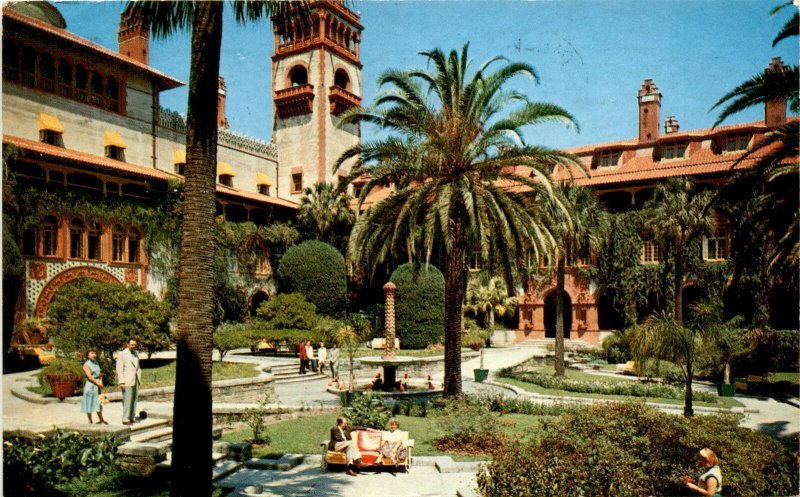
674;246;684;324
684;360;694;417
170;4;222;496
723;362;731;384
554;257;566;376
443;223;466;398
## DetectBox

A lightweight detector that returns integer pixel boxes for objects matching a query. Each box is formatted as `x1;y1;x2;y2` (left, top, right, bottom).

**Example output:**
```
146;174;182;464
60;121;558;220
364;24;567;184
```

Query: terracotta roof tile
4;9;183;90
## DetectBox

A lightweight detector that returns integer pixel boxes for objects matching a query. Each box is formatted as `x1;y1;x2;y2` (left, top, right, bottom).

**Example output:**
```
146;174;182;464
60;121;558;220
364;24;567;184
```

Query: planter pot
717;383;736;397
47;374;78;401
468;344;482;351
473;368;489;383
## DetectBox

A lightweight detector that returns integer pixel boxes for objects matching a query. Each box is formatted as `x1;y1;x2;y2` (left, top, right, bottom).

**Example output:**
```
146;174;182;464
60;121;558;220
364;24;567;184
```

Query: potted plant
473;348;489;383
39;357;84;400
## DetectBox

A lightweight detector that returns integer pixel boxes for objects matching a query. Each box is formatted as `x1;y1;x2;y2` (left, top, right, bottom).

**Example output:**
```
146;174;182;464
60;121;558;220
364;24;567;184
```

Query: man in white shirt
116;338;142;425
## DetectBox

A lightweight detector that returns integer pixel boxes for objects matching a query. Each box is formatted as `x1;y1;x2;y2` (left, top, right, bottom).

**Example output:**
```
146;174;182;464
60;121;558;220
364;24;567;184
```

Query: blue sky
58;1;797;149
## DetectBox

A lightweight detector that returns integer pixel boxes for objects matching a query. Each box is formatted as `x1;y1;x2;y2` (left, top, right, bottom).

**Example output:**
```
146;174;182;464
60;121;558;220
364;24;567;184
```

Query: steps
129;418;173;444
267;363;328;384
518;338;593;351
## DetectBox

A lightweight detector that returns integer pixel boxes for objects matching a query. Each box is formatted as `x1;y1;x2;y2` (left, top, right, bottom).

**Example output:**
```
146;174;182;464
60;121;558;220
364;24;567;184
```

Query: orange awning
173;149;186;164
256;172;272;186
217;162;236;177
38;113;64;133
103;131;127;149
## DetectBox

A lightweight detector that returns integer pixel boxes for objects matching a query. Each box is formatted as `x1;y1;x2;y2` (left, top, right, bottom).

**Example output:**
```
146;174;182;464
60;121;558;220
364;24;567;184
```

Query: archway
544;289;572;338
34;266;120;317
250;291;269;317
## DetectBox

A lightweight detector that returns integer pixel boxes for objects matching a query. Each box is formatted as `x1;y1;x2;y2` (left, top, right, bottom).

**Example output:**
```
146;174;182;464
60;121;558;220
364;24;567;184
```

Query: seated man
328;416;371;476
370;372;383;391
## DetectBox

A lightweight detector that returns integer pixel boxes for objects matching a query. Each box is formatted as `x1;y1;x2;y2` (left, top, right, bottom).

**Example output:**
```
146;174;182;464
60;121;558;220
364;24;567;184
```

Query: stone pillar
383;282;396;360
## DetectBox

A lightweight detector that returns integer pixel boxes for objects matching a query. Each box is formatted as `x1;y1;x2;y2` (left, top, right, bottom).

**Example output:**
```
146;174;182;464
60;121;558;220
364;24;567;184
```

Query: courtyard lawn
496;376;744;408
221;412;540;461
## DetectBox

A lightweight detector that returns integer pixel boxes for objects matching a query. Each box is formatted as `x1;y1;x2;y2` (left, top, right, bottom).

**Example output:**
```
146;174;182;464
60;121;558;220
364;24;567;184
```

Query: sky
56;0;798;150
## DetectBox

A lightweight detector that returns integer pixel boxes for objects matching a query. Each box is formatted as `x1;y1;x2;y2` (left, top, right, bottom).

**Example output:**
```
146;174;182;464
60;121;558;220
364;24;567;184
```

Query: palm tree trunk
171;4;222;496
674;246;684;324
443;223;466;398
684;360;694;417
555;257;566;376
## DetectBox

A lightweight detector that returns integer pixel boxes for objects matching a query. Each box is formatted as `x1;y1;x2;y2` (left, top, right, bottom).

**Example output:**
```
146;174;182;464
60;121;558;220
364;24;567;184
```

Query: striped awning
173;149;186;164
217;162;236;177
103;131;127;148
38;113;64;133
256;172;273;186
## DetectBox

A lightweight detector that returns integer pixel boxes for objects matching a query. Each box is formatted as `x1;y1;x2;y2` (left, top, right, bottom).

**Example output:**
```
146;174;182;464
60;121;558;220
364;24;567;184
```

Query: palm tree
297;181;354;244
465;275;518;329
335;44;582;397
644;178;714;324
130;2;306;494
545;184;606;376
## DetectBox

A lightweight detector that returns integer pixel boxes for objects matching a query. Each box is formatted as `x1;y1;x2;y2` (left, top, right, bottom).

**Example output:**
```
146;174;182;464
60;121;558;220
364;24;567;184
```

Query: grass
221;411;540;461
496;376;744;408
769;372;799;384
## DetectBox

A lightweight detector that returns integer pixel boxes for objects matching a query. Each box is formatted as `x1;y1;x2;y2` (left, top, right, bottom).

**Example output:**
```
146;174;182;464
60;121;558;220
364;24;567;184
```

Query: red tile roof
4;135;299;210
3;9;183;90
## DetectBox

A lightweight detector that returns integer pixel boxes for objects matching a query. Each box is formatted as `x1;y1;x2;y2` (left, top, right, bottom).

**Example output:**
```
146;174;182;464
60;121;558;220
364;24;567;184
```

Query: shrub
733;328;799;375
213;323;252;361
246;321;322;350
4;430;121;496
278;241;346;317
256;292;320;330
389;263;445;349
599;329;632;364
245;393;272;445
48;278;172;383
432;395;503;455
342;392;391;429
477;402;798;497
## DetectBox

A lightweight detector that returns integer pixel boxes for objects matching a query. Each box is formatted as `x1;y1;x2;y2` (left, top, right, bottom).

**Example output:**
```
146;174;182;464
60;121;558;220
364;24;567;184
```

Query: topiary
256;292;320;330
277;241;346;317
389;263;445;349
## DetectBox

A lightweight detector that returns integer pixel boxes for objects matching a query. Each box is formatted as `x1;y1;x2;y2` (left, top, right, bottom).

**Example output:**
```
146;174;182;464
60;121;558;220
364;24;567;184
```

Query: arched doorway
250;291;269;317
544;290;572;338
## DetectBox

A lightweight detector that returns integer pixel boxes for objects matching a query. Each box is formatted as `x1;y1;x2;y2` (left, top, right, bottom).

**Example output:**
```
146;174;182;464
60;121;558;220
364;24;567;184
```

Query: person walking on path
328;344;339;377
298;340;308;374
317;342;328;374
81;349;107;424
116;338;142;425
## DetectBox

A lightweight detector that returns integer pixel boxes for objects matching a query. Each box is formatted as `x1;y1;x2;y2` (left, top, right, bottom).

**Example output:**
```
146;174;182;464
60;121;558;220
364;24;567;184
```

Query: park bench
369;338;400;350
321;429;415;471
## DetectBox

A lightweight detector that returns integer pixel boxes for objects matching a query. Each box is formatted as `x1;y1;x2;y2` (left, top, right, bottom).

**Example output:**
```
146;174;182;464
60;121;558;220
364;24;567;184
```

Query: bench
321;430;414;471
369;338;400;350
616;360;637;374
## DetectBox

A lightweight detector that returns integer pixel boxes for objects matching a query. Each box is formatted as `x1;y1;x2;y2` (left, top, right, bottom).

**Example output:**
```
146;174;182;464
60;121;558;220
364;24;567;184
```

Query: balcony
328;86;361;115
274;84;315;118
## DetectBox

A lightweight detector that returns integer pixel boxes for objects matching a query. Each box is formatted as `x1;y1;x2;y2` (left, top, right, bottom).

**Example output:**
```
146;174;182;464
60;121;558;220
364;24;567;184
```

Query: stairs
129;418;173;444
266;363;328;384
518;338;593;352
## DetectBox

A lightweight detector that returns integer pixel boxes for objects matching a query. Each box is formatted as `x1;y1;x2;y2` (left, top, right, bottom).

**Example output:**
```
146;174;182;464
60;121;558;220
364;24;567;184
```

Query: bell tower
271;1;363;199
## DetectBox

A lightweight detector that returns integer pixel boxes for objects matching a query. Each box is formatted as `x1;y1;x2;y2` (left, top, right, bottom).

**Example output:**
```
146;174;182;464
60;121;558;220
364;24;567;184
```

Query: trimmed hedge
277;241;346;317
477;402;798;497
389;263;445;349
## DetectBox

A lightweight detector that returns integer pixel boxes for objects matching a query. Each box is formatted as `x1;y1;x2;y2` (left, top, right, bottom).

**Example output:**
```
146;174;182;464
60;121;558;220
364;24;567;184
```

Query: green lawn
769;371;800;384
496;376;744;408
221;412;537;461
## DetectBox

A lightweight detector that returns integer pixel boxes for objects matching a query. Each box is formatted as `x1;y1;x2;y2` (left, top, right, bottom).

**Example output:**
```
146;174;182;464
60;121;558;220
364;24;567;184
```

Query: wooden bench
321;430;415;471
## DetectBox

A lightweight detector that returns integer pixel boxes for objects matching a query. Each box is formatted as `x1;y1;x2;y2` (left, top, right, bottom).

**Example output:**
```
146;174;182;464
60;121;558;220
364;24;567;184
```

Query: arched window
87;222;102;260
106;76;119;112
75;66;89;102
334;69;350;90
69;218;84;258
57;59;72;97
90;70;104;107
39;53;55;91
289;65;308;86
3;40;19;82
22;47;36;86
112;224;125;262
42;216;58;256
128;227;141;263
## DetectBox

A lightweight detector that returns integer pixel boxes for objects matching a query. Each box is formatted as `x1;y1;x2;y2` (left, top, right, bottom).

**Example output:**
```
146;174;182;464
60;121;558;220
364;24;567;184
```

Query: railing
39;77;55;93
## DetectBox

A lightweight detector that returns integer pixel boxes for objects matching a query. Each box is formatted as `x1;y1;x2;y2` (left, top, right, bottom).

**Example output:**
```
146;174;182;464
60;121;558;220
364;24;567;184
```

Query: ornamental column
383;282;397;360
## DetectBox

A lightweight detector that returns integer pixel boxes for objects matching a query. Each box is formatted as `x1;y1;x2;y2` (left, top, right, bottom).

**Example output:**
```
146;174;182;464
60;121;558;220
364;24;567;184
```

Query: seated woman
379;418;408;464
397;373;409;392
370;372;383;391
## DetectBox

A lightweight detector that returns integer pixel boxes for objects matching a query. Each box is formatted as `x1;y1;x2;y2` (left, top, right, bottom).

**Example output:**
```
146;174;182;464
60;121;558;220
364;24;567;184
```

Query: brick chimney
118;7;149;65
764;57;787;126
217;77;229;129
638;79;661;143
664;115;679;134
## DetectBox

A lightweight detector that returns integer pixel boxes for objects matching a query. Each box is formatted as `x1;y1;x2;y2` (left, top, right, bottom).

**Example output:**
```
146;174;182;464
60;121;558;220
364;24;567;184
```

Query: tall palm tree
644;178;714;324
546;184;606;376
465;275;518;329
297;181;354;243
335;44;582;397
130;2;306;494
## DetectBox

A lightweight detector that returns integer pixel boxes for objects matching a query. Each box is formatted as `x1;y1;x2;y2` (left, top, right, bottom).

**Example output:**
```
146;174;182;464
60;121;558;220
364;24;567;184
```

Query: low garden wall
104;376;276;404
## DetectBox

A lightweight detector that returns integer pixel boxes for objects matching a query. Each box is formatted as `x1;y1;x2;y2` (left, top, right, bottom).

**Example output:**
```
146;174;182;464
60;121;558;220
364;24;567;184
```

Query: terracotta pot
469;343;482;351
47;374;78;401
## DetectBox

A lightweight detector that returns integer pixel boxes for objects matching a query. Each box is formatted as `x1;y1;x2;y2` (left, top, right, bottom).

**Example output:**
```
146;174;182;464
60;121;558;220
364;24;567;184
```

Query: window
57;59;71;97
469;251;483;271
21;47;35;86
254;246;271;274
334;68;350;90
21;229;38;256
106;146;124;161
724;134;750;153
175;163;185;175
87;222;101;260
353;184;363;199
291;173;303;193
703;231;728;261
219;175;234;187
69;218;84;258
40;129;62;146
112;224;125;262
289;65;308;86
128;228;141;263
39;53;55;92
641;239;662;264
258;184;270;195
3;41;19;82
106;76;119;112
661;141;688;160
42;216;58;257
597;150;621;168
